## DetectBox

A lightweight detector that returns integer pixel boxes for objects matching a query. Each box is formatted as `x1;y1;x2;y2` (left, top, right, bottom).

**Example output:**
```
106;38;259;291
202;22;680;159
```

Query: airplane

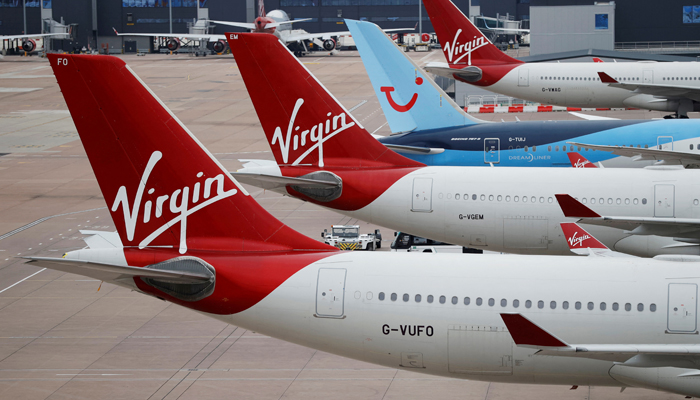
1;32;69;53
228;31;700;258
344;19;700;168
30;52;700;399
114;0;409;55
421;0;700;118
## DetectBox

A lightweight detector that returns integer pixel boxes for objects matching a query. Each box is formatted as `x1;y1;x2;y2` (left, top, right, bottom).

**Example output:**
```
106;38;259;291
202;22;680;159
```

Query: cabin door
518;68;529;87
412;178;433;212
484;138;500;164
654;184;675;217
316;268;346;318
667;283;697;333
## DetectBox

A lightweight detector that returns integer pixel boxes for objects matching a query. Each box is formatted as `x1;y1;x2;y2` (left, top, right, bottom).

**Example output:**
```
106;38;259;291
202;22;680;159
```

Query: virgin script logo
443;28;489;65
573;159;590;168
111;151;238;254
271;98;356;167
567;231;592;248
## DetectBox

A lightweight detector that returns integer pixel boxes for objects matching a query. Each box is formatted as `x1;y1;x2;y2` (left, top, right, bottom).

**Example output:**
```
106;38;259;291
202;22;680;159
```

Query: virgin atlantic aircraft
344;19;700;168
229;32;700;257
422;0;700;118
32;52;700;399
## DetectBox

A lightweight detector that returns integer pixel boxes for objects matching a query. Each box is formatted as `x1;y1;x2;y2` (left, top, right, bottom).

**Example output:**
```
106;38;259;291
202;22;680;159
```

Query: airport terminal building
1;0;699;54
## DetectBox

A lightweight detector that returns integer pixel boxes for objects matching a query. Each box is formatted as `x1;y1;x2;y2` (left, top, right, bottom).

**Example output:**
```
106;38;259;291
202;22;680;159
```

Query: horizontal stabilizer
232;172;341;190
568;141;700;166
424;62;483;82
384;144;445;155
23;257;212;284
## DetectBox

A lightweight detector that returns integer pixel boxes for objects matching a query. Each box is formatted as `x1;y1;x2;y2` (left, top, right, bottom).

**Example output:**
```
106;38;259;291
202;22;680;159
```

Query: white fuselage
277;166;700;256
219;252;700;395
487;61;699;111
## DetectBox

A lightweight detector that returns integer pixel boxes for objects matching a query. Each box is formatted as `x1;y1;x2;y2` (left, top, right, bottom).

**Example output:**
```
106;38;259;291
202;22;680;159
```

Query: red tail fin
560;223;608;251
567;152;597;168
226;33;423;169
423;0;522;66
48;54;332;254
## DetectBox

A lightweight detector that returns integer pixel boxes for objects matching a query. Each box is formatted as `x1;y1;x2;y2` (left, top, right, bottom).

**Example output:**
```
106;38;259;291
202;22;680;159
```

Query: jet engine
166;38;181;52
212;39;226;53
22;39;36;52
322;38;336;51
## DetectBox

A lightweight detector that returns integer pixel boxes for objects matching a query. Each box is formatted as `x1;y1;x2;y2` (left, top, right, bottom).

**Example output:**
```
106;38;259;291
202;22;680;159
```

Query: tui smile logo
380;77;424;113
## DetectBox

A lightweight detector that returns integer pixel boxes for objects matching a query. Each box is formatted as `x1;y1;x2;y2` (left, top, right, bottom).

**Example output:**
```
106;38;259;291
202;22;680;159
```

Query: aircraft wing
113;28;225;42
231;172;341;190
283;26;413;43
555;194;700;238
598;72;700;102
424;62;483;82
502;313;700;368
23;257;212;284
208;19;314;30
567;141;700;166
0;33;69;40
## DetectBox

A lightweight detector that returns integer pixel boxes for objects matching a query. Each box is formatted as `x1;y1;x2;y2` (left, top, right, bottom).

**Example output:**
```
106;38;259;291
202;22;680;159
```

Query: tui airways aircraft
422;0;700;118
345;19;700;168
229;32;700;257
31;52;700;399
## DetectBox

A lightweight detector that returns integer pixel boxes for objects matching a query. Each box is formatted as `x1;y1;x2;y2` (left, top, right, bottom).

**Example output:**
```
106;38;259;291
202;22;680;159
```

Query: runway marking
370;121;389;135
0;268;46;294
348;100;367;113
0;207;106;241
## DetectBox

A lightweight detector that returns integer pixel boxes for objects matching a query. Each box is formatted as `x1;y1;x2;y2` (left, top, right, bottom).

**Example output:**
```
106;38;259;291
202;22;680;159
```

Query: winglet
598;72;618;84
500;313;569;348
555;194;601;218
567;152;597;168
560;222;608;253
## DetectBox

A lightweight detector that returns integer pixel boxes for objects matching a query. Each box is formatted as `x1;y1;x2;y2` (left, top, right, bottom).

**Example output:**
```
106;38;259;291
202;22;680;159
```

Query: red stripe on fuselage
126;248;335;315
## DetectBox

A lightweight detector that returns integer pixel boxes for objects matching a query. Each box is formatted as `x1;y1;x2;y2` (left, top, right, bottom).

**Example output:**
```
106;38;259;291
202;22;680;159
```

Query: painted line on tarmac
348;100;367;113
0;268;46;294
0;207;106;241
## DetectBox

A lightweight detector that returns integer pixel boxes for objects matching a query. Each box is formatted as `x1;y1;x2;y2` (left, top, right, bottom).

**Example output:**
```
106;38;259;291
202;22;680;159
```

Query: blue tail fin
345;19;482;133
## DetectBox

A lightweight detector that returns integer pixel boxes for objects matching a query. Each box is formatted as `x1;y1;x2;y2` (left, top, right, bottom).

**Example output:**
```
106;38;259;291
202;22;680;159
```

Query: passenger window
451;296;458;305
591;198;596;204
608;198;613;205
488;298;495;306
633;198;639;205
587;302;594;310
537;300;544;309
575;301;582;310
415;294;422;302
612;302;619;311
637;303;644;312
525;300;532;308
555;146;559;151
616;198;621;205
367;292;373;300
513;299;520;308
533;146;536;152
524;146;528;152
472;194;477;200
464;194;468;200
501;299;507;307
599;198;604;204
480;194;485;201
548;197;554;203
562;301;569;309
489;195;494;201
455;194;460;200
531;196;536;203
497;195;502;201
506;195;511;202
642;198;647;205
650;303;657;312
625;198;630;205
695;199;699;206
514;196;519;202
625;303;631;311
523;196;528;203
539;197;544;203
548;146;552;151
550;301;556;309
379;292;385;301
403;294;409;302
391;293;397;301
447;193;452;199
439;295;446;304
427;295;434;303
600;302;606;310
476;297;483;306
562;145;567;151
464;297;470;305
582;198;587;204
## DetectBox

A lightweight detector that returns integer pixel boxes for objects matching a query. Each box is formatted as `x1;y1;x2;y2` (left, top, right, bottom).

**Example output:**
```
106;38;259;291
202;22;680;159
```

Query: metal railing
465;95;538;107
615;41;700;54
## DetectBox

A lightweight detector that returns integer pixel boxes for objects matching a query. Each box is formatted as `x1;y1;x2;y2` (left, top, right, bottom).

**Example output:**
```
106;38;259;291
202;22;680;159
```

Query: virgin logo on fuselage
271;98;356;167
111;151;237;254
443;28;489;66
567;231;592;248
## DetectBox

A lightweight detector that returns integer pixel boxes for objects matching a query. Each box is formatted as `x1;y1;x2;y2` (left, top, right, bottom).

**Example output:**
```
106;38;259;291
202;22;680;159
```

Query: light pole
23;0;27;35
418;0;422;37
169;0;173;34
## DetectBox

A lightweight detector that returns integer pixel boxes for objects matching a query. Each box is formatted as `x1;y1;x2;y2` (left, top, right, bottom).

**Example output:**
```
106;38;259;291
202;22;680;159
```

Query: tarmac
0;49;681;400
